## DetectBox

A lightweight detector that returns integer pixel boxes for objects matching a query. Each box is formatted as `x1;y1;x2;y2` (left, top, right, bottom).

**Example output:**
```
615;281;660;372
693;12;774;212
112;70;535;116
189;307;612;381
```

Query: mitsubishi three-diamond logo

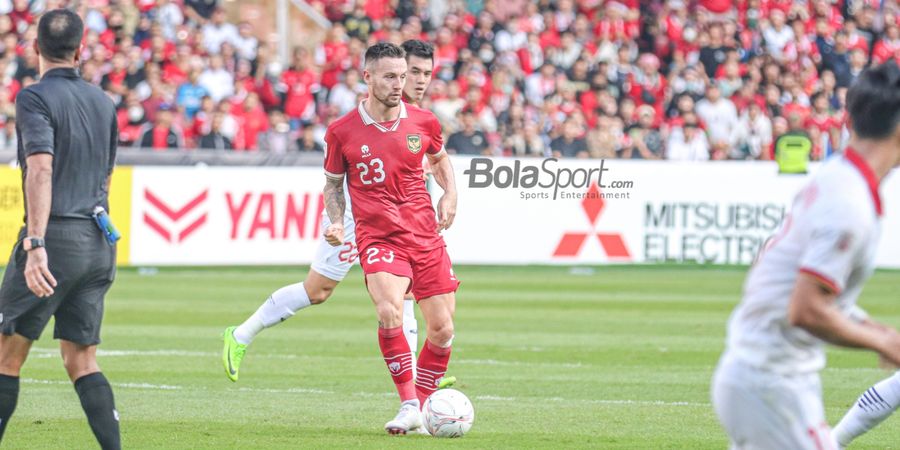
553;183;631;260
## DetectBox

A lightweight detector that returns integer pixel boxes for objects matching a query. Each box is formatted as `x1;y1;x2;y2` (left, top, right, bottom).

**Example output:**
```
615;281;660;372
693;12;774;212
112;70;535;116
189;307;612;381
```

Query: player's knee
0;353;26;376
427;321;454;347
61;351;100;381
307;285;334;305
375;303;403;328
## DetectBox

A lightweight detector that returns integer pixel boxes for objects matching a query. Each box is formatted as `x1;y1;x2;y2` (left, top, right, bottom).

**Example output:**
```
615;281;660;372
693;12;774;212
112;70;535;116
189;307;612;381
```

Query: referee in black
0;9;120;449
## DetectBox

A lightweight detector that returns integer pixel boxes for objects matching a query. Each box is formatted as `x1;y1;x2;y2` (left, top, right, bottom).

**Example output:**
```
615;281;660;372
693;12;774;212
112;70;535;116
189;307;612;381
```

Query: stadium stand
0;0;893;160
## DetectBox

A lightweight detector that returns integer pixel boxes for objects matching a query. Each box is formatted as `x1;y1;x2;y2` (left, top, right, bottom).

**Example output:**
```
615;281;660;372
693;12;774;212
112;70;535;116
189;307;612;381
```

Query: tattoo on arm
324;176;346;225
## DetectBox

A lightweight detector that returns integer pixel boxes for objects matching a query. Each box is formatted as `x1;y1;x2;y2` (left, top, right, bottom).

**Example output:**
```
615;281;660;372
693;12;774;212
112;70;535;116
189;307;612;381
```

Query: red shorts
358;242;460;301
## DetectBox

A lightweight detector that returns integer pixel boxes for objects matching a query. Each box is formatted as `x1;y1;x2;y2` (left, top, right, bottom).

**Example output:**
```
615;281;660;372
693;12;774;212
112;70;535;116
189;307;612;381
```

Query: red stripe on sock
416;340;452;405
378;327;416;402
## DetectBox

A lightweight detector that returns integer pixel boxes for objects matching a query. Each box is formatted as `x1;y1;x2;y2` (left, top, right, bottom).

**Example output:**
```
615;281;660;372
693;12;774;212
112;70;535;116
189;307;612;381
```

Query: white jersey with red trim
724;149;883;375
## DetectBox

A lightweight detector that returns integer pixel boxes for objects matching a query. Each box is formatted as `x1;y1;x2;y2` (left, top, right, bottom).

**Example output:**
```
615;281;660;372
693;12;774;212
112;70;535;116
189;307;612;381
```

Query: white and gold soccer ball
422;388;474;438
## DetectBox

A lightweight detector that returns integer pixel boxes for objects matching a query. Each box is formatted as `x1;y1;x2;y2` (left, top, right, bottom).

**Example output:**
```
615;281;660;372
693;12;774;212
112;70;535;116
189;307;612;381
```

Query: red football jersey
324;102;445;252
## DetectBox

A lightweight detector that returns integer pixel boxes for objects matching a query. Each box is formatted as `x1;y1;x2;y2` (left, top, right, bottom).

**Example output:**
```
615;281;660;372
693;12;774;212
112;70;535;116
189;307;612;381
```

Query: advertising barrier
129;167;324;265
2;158;900;268
0;167;133;265
446;157;900;267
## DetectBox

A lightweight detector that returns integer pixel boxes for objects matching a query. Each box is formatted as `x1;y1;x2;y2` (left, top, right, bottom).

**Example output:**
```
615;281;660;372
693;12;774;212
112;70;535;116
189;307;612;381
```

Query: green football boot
222;326;247;382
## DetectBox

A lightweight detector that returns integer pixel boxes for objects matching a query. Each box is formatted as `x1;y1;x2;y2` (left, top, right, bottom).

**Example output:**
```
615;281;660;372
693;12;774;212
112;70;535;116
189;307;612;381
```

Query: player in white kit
712;62;900;450
221;40;446;383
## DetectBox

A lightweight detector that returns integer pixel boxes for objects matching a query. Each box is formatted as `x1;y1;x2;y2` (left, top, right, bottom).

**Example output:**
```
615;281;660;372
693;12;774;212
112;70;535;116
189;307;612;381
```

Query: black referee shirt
15;67;117;220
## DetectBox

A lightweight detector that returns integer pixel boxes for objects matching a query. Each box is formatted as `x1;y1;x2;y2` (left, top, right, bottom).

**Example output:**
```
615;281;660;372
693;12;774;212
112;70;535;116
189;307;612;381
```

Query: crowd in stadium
0;0;895;160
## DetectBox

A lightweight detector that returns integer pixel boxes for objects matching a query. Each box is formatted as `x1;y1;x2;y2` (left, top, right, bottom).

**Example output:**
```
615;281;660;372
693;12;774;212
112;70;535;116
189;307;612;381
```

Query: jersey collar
844;147;883;216
358;101;408;133
41;67;80;79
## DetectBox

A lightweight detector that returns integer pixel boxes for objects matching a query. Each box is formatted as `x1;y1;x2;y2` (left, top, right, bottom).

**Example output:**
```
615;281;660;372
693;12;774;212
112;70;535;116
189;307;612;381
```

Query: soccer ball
422;388;474;438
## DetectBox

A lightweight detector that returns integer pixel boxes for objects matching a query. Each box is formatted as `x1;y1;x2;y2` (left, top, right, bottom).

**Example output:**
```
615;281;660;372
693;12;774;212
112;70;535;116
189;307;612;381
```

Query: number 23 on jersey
357;158;385;185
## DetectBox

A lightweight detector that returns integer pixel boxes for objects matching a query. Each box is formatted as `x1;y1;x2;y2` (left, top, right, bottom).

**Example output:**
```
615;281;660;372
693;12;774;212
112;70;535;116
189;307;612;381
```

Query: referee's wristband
23;237;45;251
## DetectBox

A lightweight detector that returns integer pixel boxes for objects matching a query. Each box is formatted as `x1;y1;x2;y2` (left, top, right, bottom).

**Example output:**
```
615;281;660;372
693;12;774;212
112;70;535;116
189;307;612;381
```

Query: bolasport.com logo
462;158;634;200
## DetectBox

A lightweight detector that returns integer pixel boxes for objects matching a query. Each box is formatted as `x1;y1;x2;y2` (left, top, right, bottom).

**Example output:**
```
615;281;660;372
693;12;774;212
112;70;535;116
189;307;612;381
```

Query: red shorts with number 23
358;242;460;301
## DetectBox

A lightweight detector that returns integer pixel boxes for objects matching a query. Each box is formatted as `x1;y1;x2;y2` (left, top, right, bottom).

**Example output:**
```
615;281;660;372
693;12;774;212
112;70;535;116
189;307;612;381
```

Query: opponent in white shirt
712;62;900;450
221;41;446;385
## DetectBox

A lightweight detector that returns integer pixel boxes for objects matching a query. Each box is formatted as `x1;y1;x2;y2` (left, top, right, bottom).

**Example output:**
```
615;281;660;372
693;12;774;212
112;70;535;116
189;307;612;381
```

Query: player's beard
374;89;402;108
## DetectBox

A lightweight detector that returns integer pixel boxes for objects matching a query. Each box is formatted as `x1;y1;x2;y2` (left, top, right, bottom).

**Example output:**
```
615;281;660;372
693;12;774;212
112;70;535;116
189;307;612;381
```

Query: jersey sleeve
15;89;54;156
323;126;346;178
427;115;444;155
798;214;866;294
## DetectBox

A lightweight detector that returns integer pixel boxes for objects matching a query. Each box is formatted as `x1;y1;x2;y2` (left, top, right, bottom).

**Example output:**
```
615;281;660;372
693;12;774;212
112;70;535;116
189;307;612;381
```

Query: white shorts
310;211;358;282
712;354;837;450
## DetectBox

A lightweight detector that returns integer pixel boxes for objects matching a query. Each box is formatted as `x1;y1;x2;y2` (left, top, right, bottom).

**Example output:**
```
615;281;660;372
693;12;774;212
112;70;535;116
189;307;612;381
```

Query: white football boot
384;402;424;435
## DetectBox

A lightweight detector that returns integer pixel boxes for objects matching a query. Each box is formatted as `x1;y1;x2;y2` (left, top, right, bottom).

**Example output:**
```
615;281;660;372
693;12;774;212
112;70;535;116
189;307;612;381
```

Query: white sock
401;399;420;410
233;282;312;345
402;299;418;360
833;371;900;448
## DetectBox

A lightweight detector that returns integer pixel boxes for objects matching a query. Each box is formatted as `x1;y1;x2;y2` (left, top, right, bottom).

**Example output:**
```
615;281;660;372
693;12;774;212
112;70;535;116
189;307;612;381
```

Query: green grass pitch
4;265;900;449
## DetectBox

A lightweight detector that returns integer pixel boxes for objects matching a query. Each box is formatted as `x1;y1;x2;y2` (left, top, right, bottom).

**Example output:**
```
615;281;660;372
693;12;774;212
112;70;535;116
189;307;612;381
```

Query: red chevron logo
143;189;209;243
553;183;631;260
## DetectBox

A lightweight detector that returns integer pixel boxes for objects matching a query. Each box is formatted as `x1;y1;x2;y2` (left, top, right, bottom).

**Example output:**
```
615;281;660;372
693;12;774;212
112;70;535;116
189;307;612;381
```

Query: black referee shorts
0;220;116;346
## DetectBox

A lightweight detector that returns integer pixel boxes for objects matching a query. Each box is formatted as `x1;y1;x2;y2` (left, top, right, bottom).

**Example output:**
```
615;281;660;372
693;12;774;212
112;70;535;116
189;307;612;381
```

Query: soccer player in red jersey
221;41;445;387
322;42;459;435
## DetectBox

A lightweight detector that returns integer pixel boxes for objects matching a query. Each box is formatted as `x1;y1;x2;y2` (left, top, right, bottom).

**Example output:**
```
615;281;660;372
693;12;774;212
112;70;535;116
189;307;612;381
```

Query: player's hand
437;192;457;232
24;247;57;298
324;223;345;247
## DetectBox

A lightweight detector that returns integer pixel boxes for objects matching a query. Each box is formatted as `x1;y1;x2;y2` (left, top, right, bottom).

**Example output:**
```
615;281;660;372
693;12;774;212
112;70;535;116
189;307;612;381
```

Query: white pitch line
23;378;182;390
21;378;706;407
473;394;707;408
29;348;888;377
28;348;591;369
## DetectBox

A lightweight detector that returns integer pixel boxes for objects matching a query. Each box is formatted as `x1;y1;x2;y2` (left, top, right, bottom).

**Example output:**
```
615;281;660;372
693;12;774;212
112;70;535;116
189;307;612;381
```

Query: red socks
415;339;452;405
378;326;416;402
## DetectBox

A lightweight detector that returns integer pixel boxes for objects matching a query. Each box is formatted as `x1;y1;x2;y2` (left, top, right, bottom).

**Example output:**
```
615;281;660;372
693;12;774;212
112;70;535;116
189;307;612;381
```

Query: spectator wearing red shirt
873;25;900;65
364;0;391;22
627;53;666;117
101;52;130;104
233;93;269;151
8;0;33;35
281;47;319;128
434;27;460;80
662;0;692;49
315;24;349;90
843;19;871;53
138;104;185;150
700;0;735;16
0;59;20;103
191;96;217;140
805;91;840;159
117;92;148;147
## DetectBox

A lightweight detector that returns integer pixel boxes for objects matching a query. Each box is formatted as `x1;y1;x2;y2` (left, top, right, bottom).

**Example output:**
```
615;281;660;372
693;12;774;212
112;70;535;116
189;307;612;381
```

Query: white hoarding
126;159;900;268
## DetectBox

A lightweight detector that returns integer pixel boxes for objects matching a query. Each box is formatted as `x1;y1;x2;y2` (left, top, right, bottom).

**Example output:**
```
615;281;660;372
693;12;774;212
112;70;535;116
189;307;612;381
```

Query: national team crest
407;134;422;154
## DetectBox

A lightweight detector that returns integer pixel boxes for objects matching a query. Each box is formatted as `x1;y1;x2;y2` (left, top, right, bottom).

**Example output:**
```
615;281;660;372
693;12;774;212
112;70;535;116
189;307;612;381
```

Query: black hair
364;42;405;67
401;39;434;62
846;61;900;139
810;91;825;104
37;9;84;63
